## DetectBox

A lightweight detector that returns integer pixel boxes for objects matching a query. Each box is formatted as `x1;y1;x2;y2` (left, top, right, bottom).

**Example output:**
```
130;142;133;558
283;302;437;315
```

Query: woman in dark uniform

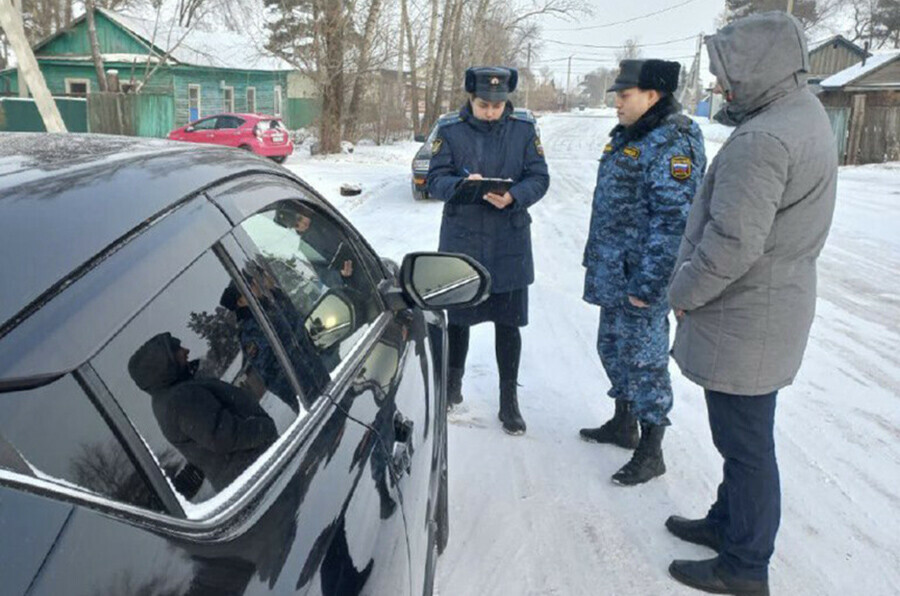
426;66;550;435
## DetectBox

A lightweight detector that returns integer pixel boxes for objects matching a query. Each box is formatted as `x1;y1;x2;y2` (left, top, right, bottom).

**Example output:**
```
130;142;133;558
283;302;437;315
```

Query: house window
246;87;256;114
188;84;201;122
223;86;234;113
65;78;90;97
274;85;282;117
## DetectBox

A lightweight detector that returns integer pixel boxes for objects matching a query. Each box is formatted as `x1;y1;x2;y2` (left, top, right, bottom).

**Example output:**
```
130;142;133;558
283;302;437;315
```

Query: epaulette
509;108;536;124
437;111;464;127
667;113;694;132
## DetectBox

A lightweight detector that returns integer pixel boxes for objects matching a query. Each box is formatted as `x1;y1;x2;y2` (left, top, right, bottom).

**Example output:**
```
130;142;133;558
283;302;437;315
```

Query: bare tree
84;0;109;92
345;0;383;140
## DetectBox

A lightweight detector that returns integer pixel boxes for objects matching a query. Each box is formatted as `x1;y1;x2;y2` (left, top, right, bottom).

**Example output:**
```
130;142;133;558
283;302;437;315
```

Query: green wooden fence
0;97;88;132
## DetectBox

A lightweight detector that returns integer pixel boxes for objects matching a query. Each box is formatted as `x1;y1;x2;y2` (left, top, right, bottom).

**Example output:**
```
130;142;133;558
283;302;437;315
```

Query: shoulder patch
509;109;536;124
670;156;692;180
534;136;545;157
431;137;443;155
623;146;641;159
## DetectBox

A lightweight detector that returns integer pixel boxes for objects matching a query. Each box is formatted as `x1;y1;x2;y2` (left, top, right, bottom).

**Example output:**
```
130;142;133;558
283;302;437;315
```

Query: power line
543;0;698;33
543;33;701;50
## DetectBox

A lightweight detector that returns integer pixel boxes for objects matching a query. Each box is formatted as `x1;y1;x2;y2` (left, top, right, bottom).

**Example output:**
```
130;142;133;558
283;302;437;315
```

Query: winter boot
669;557;770;596
579;399;639;449
498;380;526;435
447;367;464;409
611;422;666;486
665;515;721;552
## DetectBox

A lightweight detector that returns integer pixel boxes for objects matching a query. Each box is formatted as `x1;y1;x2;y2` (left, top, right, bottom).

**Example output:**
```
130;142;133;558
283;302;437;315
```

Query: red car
167;113;293;163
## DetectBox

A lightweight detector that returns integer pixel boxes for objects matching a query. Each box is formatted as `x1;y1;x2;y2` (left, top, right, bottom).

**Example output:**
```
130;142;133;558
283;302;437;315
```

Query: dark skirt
448;288;529;328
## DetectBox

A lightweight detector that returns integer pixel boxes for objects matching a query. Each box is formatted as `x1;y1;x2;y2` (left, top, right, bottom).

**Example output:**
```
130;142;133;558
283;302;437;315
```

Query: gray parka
668;12;837;396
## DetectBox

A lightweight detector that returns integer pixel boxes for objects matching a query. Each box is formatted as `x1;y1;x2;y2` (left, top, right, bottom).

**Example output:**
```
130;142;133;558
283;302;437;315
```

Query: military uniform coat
583;96;706;309
426;102;550;295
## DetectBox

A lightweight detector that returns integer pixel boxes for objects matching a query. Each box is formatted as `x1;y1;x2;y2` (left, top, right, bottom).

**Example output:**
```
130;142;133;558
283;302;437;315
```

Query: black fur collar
610;95;681;144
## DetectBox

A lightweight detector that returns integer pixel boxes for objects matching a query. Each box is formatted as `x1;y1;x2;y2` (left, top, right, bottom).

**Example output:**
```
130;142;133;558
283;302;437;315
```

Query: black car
0;133;490;596
410;110;540;201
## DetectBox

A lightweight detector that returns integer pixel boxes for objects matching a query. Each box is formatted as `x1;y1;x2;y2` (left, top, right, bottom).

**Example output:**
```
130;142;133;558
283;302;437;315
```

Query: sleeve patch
431;137;443;155
670;156;692;180
534;137;545;157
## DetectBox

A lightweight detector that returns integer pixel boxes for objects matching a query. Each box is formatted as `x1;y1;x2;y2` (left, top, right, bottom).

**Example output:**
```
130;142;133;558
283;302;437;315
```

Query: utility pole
565;55;572;111
524;43;532;110
786;0;794;13
0;0;66;131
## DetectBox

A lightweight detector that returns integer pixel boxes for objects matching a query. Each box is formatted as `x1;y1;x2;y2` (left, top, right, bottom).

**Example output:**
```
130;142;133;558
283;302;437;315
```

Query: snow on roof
820;50;900;88
98;8;292;72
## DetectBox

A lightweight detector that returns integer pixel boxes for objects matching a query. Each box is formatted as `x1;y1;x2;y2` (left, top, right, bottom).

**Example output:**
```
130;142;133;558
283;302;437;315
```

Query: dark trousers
448;324;521;382
705;389;780;581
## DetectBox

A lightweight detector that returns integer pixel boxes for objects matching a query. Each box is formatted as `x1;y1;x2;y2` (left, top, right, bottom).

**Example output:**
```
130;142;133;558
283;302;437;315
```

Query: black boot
666;515;721;552
447;367;464;409
579;399;639;449
611;422;666;486
669;557;769;595
498;380;526;435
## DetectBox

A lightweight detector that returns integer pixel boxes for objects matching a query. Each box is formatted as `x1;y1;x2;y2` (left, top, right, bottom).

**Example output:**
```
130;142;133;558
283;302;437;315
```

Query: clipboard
450;177;514;205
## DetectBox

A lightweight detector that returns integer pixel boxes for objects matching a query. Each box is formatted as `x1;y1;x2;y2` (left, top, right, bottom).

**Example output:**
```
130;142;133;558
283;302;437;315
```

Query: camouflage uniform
582;97;706;425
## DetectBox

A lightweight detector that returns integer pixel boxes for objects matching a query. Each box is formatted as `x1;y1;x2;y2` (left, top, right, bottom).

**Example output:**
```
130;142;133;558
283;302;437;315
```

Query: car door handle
391;412;414;476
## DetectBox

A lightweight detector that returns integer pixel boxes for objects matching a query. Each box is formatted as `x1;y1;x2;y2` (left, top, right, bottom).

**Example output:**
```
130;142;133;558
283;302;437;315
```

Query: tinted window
92;250;301;507
216;116;244;129
0;376;162;511
192;118;217;131
236;201;383;374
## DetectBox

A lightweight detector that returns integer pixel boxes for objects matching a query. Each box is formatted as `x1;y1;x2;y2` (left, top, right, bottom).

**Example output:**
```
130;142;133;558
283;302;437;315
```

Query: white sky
531;0;727;91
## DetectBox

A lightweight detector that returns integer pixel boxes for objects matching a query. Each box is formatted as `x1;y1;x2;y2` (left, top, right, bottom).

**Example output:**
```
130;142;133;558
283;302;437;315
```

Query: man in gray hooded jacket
665;12;837;595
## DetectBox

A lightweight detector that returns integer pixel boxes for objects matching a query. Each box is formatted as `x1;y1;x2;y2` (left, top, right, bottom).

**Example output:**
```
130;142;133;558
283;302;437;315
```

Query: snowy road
286;111;900;595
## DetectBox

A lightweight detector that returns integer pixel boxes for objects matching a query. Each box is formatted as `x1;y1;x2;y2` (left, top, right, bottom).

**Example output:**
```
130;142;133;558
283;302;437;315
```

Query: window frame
188;83;202;120
223;85;235;113
65;78;90;96
246;86;256;114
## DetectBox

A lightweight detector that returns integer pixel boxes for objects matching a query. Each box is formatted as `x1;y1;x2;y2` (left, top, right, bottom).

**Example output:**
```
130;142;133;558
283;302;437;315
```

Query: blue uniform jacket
427;102;550;293
583;98;706;308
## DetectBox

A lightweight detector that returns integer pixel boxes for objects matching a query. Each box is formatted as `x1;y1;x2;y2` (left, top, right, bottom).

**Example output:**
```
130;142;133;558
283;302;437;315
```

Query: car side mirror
185;126;195;133
399;252;491;310
414;134;426;143
304;289;355;351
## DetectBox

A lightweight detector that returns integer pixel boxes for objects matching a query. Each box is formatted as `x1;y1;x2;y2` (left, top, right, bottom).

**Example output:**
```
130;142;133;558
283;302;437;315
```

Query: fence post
846;93;867;166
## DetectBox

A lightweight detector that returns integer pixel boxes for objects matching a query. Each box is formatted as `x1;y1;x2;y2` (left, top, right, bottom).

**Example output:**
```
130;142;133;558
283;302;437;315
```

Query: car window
0;375;163;512
192;118;217;131
257;119;285;131
216;116;244;130
235;200;383;374
92;250;302;508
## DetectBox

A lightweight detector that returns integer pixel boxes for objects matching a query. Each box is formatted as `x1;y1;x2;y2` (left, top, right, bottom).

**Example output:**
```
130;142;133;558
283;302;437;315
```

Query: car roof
0;133;286;337
196;113;278;121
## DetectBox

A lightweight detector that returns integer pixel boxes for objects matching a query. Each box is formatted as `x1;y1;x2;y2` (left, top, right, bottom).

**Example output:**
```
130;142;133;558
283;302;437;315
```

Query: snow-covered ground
284;111;900;595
